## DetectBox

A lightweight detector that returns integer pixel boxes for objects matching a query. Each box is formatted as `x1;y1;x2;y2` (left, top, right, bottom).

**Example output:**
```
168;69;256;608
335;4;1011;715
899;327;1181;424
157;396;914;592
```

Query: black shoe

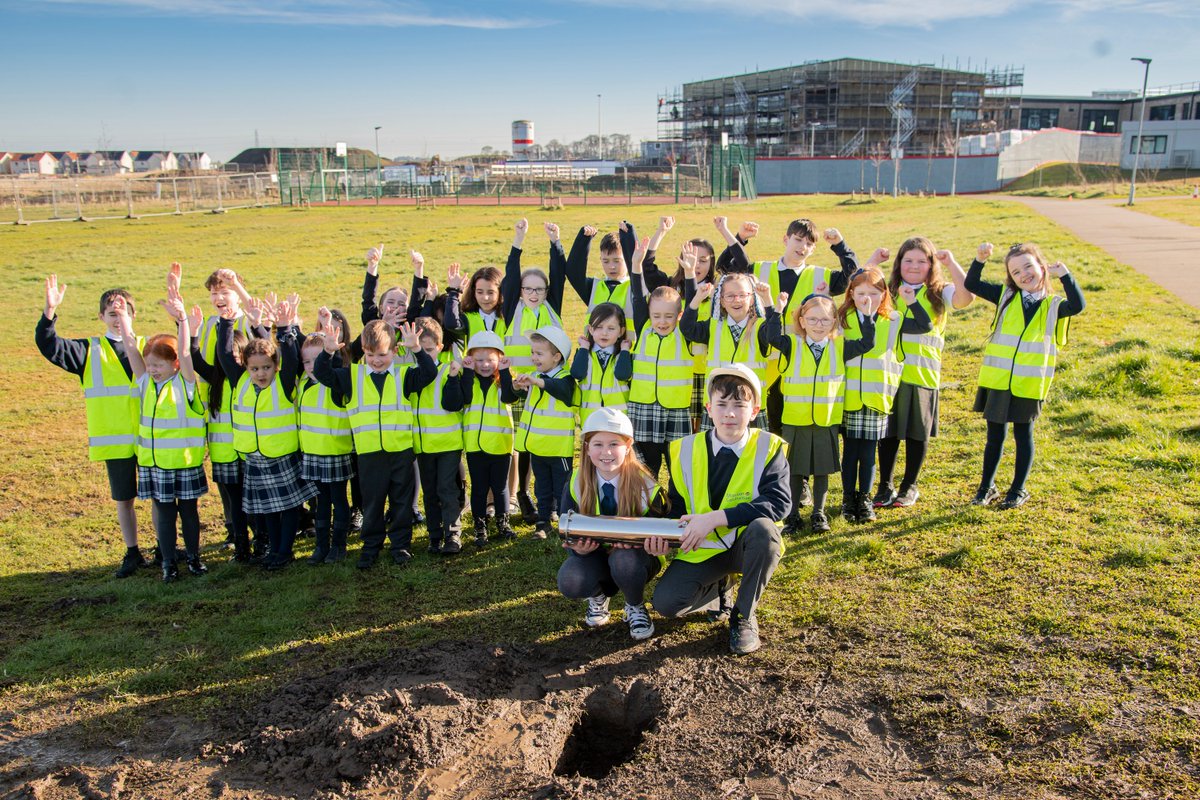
324;546;347;564
115;549;147;578
971;485;1002;506
855;492;876;523
729;609;761;655
427;535;443;555
473;520;489;547
997;488;1030;510
496;514;517;540
151;546;163;566
781;513;804;537
301;527;316;540
265;553;293;571
810;510;831;534
186;556;208;576
517;492;537;524
356;551;378;569
440;534;462;555
841;500;857;523
161;561;179;583
230;550;251;564
795;476;812;508
892;484;920;508
872;484;897;508
707;578;735;623
308;548;329;565
391;549;413;566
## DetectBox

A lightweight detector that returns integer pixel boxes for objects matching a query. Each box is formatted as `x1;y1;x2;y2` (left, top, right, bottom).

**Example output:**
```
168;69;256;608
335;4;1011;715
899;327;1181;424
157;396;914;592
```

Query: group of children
38;214;1084;654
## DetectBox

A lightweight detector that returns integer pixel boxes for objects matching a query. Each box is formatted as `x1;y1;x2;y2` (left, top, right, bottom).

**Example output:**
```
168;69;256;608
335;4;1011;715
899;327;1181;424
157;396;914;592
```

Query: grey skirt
886;382;939;441
781;423;841;477
973;386;1042;425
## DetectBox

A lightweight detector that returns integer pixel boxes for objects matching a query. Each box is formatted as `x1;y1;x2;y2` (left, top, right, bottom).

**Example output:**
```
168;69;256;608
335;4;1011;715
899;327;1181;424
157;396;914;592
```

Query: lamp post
374;125;382;205
1127;57;1152;206
950;116;961;197
597;94;603;160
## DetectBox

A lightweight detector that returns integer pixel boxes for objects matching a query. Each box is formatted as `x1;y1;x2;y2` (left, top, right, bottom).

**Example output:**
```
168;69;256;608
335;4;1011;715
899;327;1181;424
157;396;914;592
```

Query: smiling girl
571;302;633;426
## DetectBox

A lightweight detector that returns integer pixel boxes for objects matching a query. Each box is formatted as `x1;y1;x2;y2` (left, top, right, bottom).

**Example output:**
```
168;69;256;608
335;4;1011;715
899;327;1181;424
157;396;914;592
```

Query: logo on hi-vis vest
723;489;752;505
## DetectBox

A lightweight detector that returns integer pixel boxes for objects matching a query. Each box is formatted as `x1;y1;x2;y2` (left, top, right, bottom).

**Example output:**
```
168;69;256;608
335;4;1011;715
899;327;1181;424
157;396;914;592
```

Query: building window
1081;109;1118;133
1130;135;1168;154
1020;108;1059;130
1148;105;1176;121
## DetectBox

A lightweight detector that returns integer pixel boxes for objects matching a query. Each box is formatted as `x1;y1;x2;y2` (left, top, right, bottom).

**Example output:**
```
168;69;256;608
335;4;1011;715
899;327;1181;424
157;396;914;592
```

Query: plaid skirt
842;408;889;440
242;451;318;515
302;453;355;483
137;465;209;503
700;408;768;433
211;458;243;485
690;374;706;420
510;398;525;429
628;401;692;443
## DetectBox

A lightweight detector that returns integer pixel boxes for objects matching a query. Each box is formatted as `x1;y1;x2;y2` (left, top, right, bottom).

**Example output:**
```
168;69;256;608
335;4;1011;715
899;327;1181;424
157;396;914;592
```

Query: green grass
1005;164;1199;199
1124;197;1200;227
2;196;1199;794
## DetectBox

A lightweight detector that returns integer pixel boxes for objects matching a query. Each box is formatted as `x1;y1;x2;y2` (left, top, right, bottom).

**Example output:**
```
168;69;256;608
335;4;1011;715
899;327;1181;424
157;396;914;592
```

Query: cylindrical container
512;120;534;158
558;511;685;547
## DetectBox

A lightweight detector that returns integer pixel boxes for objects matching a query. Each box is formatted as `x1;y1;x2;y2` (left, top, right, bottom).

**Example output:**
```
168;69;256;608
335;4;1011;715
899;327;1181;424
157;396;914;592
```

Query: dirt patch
3;637;969;799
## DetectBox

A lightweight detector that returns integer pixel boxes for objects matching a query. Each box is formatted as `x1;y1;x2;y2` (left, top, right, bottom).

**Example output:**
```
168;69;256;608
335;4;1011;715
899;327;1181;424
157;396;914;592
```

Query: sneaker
585;593;611;627
427;536;443;555
496;514;517;540
795;476;812;508
391;549;413;566
971;485;1002;506
810;510;831;534
872;484;897;508
997;488;1031;510
307;548;329;565
264;553;293;571
517;492;537;524
841;500;857;523
532;525;549;540
781;513;804;537
413;511;426;527
349;509;364;532
356;551;378;570
624;603;655;641
473;520;489;547
892;484;920;508
115;549;146;578
440;534;462;555
486;502;496;518
186;556;208;576
161;561;179;583
706;578;735;623
729;609;761;655
324;546;347;564
855;492;876;523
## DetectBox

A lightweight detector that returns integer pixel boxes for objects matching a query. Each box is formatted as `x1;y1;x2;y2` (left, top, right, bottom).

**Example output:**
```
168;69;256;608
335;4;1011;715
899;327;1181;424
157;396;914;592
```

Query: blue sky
2;0;1197;160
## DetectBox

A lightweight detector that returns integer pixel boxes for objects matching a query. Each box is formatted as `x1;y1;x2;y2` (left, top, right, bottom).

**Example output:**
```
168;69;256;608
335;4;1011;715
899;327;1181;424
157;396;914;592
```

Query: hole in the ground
554;679;663;780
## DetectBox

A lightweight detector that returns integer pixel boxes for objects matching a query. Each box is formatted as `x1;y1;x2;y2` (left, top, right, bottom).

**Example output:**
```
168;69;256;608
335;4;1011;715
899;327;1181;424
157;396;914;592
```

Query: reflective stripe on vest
779;336;845;426
348;363;414;454
136;374;207;469
708;316;769;385
504;303;563;374
630;328;692;409
514;366;577;457
588;279;637;335
207;380;237;463
463;377;514;455
977;290;1067;401
843;312;903;415
82;336;143;461
668;430;785;563
578;350;630;426
466;311;508;344
297;380;353;456
232;374;299;457
412;364;464;454
896;286;947;389
757;261;827;339
690;296;712;375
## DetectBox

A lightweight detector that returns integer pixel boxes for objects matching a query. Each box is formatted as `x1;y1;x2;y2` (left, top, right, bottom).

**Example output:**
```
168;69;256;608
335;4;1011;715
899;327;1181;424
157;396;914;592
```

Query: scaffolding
658;58;1024;159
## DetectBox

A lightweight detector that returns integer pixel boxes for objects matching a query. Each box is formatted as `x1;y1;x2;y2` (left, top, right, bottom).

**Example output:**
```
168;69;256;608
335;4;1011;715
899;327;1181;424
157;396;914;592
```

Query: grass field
1004;164;1199;199
1124;197;1200;227
2;197;1199;795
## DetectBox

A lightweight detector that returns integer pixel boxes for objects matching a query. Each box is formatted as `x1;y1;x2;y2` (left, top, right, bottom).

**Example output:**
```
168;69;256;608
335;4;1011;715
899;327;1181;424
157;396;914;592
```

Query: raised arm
500;219;526;323
215;316;245;385
1049;260;1086;319
560;223;594;303
823;228;859;296
963;243;1003;306
36;274;89;376
630;237;651;334
116;299;145;379
362;244;384;324
937;247;976;309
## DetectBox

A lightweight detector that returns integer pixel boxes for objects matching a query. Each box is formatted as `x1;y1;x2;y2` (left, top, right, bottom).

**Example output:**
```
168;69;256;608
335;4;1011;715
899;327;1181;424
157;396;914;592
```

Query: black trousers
766;378;784;436
466;451;511;521
636;442;671;480
652;518;782;620
314;480;350;550
417;450;465;542
357;449;417;556
216;480;251;554
530;453;571;528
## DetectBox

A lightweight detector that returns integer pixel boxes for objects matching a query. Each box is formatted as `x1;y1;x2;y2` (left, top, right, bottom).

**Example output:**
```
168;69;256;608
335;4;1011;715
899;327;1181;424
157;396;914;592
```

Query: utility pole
1127;58;1152;206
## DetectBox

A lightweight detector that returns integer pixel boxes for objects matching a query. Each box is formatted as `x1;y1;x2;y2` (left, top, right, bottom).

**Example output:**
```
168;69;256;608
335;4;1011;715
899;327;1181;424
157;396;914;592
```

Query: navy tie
600;483;617;516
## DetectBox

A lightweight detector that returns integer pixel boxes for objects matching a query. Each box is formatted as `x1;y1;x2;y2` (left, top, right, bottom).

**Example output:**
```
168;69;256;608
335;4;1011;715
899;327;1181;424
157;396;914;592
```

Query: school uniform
679;296;775;432
570;345;632;427
513;365;578;532
640;254;712;425
296;363;355;561
561;224;639;337
410;361;467;552
459;368;519;526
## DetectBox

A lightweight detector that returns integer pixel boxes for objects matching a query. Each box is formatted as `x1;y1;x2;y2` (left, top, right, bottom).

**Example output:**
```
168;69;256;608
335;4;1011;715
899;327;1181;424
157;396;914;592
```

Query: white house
0;152;12;175
12;152;59;175
175;151;213;171
1121;119;1200;171
82;151;134;175
132;151;178;173
50;152;82;175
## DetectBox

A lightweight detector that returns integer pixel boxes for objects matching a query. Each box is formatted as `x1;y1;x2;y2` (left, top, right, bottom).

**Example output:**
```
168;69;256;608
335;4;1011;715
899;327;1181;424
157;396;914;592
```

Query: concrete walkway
1009;196;1200;307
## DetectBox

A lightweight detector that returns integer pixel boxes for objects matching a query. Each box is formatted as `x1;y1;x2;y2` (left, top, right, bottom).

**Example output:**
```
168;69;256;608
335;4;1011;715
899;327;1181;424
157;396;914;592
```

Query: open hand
447;263;465;291
1047;260;1069;279
44;274;67;315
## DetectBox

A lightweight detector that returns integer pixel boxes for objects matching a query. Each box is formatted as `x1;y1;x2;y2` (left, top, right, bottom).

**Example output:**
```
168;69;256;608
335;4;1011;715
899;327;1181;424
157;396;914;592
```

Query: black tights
518;450;532;495
260;506;301;559
980;421;1035;495
153;499;200;563
217;481;250;555
314;480;350;550
841;437;877;499
791;473;828;516
877;436;928;490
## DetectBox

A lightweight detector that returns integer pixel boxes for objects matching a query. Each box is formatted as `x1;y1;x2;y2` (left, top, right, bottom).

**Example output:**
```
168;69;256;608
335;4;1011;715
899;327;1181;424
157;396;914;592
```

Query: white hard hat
704;364;762;407
466;331;504;353
582;407;634;437
531;325;572;363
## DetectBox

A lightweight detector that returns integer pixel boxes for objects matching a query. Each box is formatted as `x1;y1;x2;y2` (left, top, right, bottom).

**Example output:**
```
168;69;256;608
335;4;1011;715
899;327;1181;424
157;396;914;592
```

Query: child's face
589;317;622;349
521;276;547;309
419;334;442;360
706;389;758;442
799;305;836;342
599;248;627;281
301;344;323;379
246;353;278;389
530;340;561;373
648;299;681;336
784;233;816;261
721;278;754;321
98;302;128;336
381;290;408;321
209;285;241;318
144;353;178;384
587;433;630;478
470;348;499;377
474;279;499;313
363;344;395;373
851;283;885;316
1006;253;1046;293
899;248;932;285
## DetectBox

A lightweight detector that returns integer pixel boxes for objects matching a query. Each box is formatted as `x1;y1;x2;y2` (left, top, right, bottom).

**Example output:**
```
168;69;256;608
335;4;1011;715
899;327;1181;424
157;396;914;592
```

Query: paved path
1009;196;1200;307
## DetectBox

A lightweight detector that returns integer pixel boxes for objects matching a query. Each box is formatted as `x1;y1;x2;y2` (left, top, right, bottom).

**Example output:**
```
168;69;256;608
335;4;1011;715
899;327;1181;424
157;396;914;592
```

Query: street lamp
1127;58;1152;206
597;94;603;160
374;125;382;204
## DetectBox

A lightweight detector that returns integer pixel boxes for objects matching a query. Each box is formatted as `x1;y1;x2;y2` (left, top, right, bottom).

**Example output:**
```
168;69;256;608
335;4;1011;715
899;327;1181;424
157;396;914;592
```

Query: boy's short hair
204;270;245;291
708;374;755;403
99;288;135;317
301;333;326;352
414;317;443;345
361;319;397;352
785;219;817;241
599;232;621;254
649;286;682;312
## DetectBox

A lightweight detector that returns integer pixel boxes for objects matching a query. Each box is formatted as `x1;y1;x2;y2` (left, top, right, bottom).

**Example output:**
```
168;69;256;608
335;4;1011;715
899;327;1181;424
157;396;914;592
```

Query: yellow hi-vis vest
707;315;769;386
630;328;692;410
568;468;660;515
504;302;563;376
347;363;414;454
207;378;237;464
843;312;903;415
978;290;1068;401
690;294;712;376
779;336;845;427
755;260;828;338
578;350;629;426
588;279;636;336
81;335;143;461
297;379;352;456
232;374;299;458
895;286;947;389
411;364;464;455
668;429;786;563
195;314;252;402
463;375;513;455
514;366;577;457
136;374;207;469
465;310;508;344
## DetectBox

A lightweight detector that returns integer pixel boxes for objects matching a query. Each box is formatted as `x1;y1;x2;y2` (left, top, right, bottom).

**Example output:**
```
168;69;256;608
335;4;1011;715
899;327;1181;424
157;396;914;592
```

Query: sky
2;0;1197;161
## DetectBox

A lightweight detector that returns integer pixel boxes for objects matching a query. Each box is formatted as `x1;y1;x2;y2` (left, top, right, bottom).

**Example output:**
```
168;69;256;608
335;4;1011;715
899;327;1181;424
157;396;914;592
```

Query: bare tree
868;143;888;193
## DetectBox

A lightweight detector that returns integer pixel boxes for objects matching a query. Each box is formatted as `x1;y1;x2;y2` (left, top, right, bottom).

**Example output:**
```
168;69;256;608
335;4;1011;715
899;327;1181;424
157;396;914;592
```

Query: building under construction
657;58;1024;160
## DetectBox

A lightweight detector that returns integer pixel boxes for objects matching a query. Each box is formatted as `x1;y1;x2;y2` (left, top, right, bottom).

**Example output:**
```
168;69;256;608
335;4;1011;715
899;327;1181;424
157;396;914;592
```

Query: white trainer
624;603;655;641
585;593;611;627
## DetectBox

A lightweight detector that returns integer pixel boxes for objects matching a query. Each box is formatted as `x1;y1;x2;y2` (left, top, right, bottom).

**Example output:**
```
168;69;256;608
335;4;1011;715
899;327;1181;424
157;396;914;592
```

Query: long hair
837;267;894;328
584;302;625;348
329;308;353;365
713;272;762;322
576;431;656;516
887;237;947;323
462;266;504;315
1004;243;1050;294
792;295;840;340
209;329;248;412
670;238;717;290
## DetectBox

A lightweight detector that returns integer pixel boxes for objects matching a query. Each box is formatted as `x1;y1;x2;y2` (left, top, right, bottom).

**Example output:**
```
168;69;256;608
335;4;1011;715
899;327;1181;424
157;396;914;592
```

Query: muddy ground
2;625;1007;800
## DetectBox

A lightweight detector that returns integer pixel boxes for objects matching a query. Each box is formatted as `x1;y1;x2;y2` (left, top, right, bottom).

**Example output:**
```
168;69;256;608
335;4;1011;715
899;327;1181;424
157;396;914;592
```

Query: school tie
729;323;744;348
597;350;611;369
810;342;825;362
600;483;617;516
